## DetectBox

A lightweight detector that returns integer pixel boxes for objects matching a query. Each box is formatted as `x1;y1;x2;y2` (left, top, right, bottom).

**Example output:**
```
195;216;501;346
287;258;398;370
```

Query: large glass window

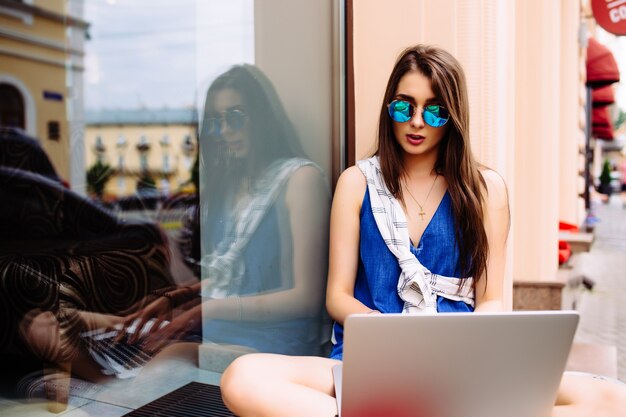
0;0;341;402
82;0;339;368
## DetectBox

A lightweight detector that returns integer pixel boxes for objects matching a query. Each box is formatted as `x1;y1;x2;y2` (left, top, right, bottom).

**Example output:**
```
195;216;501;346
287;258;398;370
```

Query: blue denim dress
202;191;323;356
329;189;473;360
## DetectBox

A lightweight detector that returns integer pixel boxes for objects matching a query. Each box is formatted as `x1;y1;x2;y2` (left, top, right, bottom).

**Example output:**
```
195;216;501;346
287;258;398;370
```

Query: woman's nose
220;120;237;137
409;110;425;128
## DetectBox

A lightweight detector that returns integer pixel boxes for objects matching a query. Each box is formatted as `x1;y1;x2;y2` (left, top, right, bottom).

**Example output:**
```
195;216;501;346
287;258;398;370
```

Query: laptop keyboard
80;319;165;379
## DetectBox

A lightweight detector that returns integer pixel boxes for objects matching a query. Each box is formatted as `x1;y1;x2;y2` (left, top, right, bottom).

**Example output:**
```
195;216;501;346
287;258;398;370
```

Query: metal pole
584;85;592;211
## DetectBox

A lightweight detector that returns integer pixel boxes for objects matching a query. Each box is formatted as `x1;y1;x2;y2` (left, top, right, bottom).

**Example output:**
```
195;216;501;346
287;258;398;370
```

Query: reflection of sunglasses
205;108;247;137
388;100;450;127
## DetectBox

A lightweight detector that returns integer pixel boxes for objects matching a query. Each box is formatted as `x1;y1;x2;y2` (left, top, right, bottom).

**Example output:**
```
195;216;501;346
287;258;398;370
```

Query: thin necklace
404;173;439;221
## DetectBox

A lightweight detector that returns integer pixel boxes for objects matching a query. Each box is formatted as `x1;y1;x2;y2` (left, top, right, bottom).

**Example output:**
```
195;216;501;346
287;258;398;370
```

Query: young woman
122;64;330;357
221;44;507;417
220;45;626;417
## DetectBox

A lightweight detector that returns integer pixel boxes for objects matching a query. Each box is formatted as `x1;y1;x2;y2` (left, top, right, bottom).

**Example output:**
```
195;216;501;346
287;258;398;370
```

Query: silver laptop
333;311;579;417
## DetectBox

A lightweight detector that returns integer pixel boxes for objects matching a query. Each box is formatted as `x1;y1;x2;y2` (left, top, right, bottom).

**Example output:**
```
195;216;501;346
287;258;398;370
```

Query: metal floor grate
123;382;235;417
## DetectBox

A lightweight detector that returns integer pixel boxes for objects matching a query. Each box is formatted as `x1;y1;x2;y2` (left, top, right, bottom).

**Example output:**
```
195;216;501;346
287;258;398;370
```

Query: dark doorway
0;83;25;129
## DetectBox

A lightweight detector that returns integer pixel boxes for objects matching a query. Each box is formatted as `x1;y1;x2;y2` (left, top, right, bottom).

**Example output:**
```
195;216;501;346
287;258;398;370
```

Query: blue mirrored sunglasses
387;99;450;128
205;108;247;137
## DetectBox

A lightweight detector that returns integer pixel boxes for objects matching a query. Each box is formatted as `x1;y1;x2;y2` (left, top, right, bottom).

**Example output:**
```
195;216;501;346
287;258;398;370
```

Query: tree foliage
599;159;612;196
86;160;113;198
615;108;626;130
137;171;157;193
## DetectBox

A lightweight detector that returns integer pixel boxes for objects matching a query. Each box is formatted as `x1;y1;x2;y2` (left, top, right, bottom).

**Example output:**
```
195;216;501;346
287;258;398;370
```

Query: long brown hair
377;44;488;287
199;65;307;250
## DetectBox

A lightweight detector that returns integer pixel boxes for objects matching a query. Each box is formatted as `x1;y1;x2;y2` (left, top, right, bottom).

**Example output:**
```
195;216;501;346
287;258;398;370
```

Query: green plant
615;108;626;130
137;171;157;193
599;159;612;195
86;160;113;199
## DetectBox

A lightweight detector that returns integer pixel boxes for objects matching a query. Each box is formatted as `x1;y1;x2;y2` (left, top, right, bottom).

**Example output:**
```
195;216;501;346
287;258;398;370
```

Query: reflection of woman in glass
126;64;330;357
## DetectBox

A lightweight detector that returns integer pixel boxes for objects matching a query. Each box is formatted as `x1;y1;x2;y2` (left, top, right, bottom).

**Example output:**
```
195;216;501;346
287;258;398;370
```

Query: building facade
85;108;198;198
0;0;88;190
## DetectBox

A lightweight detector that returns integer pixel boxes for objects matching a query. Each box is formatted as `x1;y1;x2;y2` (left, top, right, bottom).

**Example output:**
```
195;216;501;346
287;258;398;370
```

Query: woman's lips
406;134;425;146
227;139;245;150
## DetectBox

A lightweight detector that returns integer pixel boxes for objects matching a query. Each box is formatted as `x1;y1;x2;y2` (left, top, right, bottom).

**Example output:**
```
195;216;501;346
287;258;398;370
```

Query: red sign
592;0;626;35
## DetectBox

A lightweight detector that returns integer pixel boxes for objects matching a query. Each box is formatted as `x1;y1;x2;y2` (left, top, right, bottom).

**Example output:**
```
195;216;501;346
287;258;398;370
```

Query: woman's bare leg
551;373;626;417
221;353;340;417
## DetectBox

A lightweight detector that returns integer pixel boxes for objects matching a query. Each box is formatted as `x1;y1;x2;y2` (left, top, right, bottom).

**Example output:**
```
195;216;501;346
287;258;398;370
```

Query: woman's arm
325;166;375;325
202;164;330;321
474;169;510;312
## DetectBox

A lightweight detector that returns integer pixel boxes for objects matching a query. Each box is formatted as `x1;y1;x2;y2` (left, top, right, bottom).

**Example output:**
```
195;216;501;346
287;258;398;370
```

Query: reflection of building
85;108;198;197
0;0;88;190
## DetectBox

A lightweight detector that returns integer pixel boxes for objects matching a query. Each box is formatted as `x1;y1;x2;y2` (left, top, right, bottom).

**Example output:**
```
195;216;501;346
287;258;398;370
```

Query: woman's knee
596;380;626;416
221;353;272;411
557;374;626;417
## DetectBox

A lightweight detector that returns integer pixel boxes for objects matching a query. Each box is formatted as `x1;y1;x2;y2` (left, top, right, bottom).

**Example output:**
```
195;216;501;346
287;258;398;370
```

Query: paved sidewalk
563;195;626;380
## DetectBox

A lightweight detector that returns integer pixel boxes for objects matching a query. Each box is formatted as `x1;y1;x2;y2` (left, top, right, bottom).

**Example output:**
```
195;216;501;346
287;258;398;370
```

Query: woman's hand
140;304;202;354
117;296;173;344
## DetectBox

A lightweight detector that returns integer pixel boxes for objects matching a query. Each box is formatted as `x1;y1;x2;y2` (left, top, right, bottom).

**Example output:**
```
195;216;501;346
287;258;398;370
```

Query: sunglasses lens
388;100;413;123
423;105;449;127
225;109;246;131
205;118;221;137
205;109;247;137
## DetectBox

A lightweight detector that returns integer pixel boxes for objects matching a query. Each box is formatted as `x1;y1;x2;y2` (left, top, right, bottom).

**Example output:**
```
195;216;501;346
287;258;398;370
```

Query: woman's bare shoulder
479;168;509;210
339;165;366;186
334;165;367;208
287;164;326;188
284;163;329;207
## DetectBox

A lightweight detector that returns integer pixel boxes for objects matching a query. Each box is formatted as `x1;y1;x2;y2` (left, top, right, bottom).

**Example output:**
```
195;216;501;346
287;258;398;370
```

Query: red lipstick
406;134;425;146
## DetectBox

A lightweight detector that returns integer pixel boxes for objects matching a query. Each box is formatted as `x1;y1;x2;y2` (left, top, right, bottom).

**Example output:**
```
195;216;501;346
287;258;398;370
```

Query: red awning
592;85;615;107
586;37;620;88
592;106;614;140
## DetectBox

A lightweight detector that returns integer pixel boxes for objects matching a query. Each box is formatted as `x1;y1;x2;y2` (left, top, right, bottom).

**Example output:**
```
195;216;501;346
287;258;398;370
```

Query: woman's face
209;88;250;158
391;70;449;160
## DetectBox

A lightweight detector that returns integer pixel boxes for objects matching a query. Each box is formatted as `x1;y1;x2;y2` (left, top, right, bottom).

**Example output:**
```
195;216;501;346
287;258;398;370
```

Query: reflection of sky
84;0;253;111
